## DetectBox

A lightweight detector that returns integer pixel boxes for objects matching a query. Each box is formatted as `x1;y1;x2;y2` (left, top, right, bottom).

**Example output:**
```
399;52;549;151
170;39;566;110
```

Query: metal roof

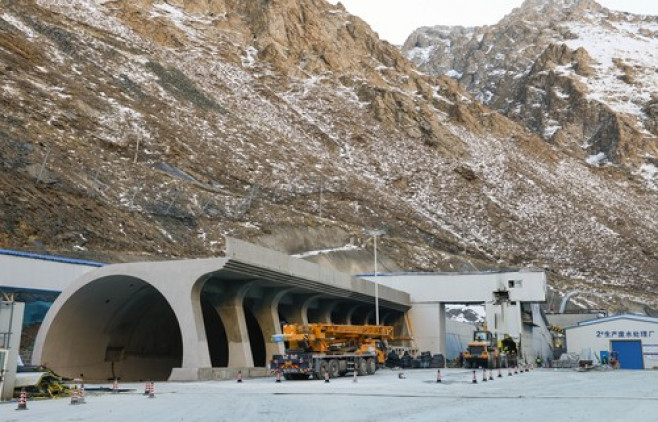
0;249;104;267
564;313;658;330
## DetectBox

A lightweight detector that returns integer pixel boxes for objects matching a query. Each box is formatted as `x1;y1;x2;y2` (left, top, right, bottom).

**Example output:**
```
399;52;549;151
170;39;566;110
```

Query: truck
463;330;501;369
270;323;393;380
463;330;519;369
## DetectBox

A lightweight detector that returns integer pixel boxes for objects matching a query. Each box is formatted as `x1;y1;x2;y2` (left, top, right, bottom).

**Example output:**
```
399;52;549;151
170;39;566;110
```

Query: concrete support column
215;284;253;368
316;300;338;324
168;276;213;380
280;300;307;325
345;304;361;325
437;302;446;355
364;309;375;325
0;301;24;401
301;295;322;324
252;289;290;362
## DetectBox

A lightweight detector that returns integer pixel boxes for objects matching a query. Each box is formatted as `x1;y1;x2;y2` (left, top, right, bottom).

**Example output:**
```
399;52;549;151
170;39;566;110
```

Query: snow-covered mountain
0;0;657;312
404;0;658;186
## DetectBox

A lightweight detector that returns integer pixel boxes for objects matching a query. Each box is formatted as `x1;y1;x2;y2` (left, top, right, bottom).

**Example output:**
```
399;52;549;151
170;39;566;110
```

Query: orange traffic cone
148;381;155;399
353;370;358;383
508;366;512;376
482;368;487;382
70;387;80;405
144;381;150;395
79;379;86;404
16;388;28;410
324;371;330;383
498;367;502;378
276;371;282;383
514;366;518;374
472;370;477;384
112;378;119;394
525;365;529;373
237;370;243;383
489;369;494;381
436;369;442;383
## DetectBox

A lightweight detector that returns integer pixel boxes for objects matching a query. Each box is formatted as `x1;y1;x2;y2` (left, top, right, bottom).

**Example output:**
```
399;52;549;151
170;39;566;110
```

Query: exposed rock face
404;0;658;181
0;0;657;311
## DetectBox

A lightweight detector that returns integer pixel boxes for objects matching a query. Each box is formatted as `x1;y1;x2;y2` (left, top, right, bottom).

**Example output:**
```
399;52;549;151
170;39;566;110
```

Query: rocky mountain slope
1;0;657;312
404;0;658;186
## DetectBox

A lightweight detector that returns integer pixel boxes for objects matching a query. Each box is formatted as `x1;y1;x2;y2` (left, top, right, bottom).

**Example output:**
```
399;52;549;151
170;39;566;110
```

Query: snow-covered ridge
563;18;658;117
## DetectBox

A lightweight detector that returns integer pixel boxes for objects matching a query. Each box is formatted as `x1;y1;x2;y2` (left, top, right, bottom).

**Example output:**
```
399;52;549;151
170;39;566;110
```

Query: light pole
364;229;386;325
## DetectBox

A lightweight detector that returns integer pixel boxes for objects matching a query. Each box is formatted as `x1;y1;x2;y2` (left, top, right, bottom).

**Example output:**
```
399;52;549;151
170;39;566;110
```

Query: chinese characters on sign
595;330;655;339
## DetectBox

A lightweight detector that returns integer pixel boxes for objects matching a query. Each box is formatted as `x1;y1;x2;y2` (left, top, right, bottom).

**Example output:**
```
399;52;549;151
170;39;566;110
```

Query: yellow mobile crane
270;323;393;380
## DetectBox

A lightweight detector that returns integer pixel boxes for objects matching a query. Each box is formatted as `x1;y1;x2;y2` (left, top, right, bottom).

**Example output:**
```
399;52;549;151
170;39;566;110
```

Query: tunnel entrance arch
38;275;182;382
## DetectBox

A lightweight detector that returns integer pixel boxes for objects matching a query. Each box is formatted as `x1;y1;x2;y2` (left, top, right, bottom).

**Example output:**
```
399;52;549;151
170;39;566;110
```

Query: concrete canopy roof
33;238;410;382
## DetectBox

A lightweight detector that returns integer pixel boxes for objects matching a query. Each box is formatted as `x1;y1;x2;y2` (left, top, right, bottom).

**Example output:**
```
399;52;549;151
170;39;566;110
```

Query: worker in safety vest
535;355;542;368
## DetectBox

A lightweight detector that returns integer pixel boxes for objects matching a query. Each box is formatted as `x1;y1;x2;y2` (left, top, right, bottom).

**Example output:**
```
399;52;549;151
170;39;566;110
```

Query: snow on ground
3;369;657;422
292;243;360;258
446;305;485;323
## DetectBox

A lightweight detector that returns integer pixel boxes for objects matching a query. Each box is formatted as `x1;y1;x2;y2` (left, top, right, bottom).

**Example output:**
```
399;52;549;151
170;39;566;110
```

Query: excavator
270;323;393;380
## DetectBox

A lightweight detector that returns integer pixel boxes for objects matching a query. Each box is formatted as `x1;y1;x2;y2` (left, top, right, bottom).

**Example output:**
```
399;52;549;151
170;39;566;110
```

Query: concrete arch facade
33;238;410;381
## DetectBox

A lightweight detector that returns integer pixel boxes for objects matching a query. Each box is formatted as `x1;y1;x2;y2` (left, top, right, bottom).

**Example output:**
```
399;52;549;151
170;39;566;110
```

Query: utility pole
319;179;323;219
364;229;386;325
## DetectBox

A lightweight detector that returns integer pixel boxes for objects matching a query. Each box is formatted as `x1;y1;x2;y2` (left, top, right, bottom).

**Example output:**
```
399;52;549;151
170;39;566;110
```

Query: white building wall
408;303;445;354
445;320;476;359
566;318;658;369
1;301;25;401
485;302;522;340
531;304;554;364
363;270;547;357
367;271;546;303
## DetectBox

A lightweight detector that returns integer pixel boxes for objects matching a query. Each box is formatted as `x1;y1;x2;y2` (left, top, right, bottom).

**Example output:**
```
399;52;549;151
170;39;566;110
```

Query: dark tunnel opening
243;303;266;367
201;297;229;367
39;276;183;382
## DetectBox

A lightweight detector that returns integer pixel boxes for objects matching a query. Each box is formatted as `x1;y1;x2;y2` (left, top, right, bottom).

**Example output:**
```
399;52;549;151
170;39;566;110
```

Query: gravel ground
2;368;657;422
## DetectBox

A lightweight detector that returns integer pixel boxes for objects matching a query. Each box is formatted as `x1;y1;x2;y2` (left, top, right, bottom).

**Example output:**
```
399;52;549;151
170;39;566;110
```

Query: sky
327;0;658;44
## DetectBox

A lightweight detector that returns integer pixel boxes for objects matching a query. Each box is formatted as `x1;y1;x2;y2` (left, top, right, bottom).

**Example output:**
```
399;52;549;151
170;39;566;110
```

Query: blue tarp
0;249;104;267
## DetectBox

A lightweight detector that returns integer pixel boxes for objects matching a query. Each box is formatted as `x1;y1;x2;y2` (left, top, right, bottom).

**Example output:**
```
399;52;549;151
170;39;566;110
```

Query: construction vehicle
463;330;501;369
270;323;393;380
500;335;519;368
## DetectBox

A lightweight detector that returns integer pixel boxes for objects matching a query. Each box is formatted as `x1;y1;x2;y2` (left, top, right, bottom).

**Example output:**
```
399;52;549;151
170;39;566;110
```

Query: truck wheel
357;358;368;376
366;358;376;375
328;359;340;378
338;360;348;376
318;360;329;379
